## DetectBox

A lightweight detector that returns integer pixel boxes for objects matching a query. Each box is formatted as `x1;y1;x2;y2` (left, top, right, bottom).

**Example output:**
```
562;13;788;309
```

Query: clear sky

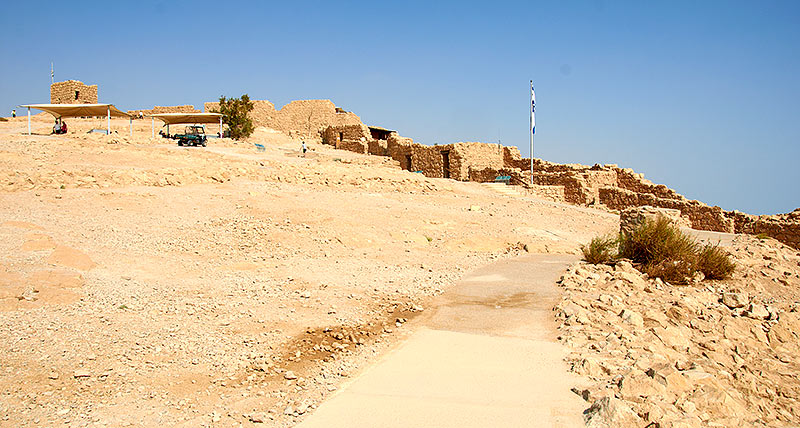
1;0;798;215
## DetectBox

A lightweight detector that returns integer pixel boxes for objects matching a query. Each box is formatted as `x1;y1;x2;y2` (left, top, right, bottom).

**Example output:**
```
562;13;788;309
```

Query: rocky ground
556;234;800;427
0;116;616;427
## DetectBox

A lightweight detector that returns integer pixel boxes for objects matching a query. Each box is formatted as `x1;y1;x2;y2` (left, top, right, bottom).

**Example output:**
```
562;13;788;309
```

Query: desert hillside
0;116;615;427
1;115;798;428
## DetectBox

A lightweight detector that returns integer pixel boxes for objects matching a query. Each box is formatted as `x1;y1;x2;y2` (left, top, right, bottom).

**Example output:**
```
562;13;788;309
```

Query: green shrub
697;243;735;280
581;235;619;265
214;94;254;140
618;217;698;267
581;217;735;285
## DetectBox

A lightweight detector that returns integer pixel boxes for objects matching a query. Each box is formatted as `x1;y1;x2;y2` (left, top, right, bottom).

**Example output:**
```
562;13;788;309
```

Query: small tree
216;94;254;140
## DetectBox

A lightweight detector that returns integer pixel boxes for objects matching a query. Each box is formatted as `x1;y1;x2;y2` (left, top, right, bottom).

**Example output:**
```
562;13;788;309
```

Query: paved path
296;254;587;428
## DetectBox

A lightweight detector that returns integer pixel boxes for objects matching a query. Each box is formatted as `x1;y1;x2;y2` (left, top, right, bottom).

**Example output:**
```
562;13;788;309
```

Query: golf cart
175;125;207;147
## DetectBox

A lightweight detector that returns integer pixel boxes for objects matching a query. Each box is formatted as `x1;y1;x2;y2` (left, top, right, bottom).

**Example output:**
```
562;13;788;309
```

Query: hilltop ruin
317;121;798;248
50;80;98;104
198;97;799;249
204;99;361;141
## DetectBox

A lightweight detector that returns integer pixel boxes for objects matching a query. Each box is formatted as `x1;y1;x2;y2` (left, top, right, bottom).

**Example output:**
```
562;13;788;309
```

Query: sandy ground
0;115;617;427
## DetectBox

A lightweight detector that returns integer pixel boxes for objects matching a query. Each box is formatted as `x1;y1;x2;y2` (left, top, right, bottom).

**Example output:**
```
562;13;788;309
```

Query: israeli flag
530;82;536;135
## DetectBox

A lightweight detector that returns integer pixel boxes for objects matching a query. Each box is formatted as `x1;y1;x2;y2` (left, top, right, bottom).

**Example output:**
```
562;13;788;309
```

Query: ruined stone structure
50;80;98;104
128;105;201;118
321;123;800;249
204;99;361;141
321;124;507;182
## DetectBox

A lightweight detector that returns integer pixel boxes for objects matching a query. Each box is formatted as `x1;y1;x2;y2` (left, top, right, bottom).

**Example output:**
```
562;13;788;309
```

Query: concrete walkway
296;254;587;428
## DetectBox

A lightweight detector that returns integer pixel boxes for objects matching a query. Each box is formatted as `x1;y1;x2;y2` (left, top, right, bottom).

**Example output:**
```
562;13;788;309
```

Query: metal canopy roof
149;112;223;125
19;103;130;118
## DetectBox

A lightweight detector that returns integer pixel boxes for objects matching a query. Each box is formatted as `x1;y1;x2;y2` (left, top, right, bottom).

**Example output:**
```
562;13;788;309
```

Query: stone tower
50;80;98;104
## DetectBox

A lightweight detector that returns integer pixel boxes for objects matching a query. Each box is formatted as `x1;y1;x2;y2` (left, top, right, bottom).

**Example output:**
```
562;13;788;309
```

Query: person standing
11;109;15;118
301;141;307;157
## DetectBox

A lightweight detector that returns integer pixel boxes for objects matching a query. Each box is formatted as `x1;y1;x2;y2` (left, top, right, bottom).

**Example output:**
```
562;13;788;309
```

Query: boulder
584;396;643;428
619;369;667;401
721;292;748;309
744;303;770;320
620;206;691;235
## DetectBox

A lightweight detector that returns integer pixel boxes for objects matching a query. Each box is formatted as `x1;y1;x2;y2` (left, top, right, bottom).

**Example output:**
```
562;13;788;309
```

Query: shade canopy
19;103;130;119
149;112;223;125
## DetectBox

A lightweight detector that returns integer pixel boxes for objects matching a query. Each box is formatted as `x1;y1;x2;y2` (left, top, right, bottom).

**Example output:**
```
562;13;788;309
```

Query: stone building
322;124;506;181
50;80;98;104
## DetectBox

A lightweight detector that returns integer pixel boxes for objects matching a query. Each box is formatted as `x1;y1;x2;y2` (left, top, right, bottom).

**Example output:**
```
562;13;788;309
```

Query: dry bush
697;243;735;280
581;217;736;284
618;217;698;267
644;258;696;285
581;235;619;265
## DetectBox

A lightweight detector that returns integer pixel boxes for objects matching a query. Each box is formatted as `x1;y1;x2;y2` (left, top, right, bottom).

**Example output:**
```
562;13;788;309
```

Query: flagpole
530;80;534;185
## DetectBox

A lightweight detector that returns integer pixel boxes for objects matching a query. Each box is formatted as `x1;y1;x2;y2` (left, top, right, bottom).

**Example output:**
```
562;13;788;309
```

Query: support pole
166;124;169;137
107;106;111;134
151;117;154;139
529;80;534;185
219;116;223;138
27;107;31;135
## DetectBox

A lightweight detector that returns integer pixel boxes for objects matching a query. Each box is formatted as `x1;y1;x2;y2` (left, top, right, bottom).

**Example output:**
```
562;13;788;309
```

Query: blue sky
1;0;798;214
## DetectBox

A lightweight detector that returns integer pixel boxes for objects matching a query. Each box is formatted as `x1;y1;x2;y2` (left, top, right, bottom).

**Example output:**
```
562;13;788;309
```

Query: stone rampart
205;99;362;141
320;113;800;249
50;80;98;104
599;187;735;232
128;105;200;117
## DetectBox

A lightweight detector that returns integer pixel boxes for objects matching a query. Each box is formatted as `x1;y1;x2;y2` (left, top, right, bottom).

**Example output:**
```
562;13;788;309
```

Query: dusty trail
296;254;586;428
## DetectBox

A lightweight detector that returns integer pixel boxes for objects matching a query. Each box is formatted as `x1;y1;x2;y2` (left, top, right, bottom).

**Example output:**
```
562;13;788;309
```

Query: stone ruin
204;99;361;141
194;96;800;250
128;105;200;118
320;123;800;250
50;80;98;104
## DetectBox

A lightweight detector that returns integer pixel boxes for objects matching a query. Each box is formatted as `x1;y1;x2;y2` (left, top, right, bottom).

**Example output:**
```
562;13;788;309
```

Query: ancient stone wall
321;115;800;249
128;105;200;117
386;134;415;171
450;143;504;180
599;187;735;232
726;210;800;249
50;80;98;104
205;99;362;141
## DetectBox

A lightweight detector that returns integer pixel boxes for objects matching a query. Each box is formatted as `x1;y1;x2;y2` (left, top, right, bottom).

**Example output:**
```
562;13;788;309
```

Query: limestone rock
744;303;769;320
620;205;690;235
721;292;748;309
619;369;667;401
584;396;643;428
619;309;644;327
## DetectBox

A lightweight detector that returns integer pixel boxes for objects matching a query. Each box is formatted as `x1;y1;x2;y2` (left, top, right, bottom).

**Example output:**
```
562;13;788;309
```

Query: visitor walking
301;141;307;157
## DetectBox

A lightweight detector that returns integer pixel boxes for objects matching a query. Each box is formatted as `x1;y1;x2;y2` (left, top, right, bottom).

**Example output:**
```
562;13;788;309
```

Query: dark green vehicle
175;125;207;147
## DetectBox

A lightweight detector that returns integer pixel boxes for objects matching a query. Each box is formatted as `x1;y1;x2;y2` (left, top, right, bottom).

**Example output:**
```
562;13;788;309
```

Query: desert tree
215;94;254;140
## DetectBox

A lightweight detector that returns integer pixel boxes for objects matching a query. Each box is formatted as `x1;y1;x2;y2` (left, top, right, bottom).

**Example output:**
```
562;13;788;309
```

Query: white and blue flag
530;81;536;135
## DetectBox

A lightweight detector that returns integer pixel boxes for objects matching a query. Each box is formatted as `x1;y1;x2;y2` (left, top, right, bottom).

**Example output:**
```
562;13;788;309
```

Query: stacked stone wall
50;80;98;104
726;211;800;249
450;143;504;181
319;114;800;249
599;187;734;232
205;99;362;141
128;105;200;117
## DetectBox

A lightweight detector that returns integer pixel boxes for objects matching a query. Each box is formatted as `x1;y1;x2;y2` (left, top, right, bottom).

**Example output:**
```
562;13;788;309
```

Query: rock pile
555;235;800;427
